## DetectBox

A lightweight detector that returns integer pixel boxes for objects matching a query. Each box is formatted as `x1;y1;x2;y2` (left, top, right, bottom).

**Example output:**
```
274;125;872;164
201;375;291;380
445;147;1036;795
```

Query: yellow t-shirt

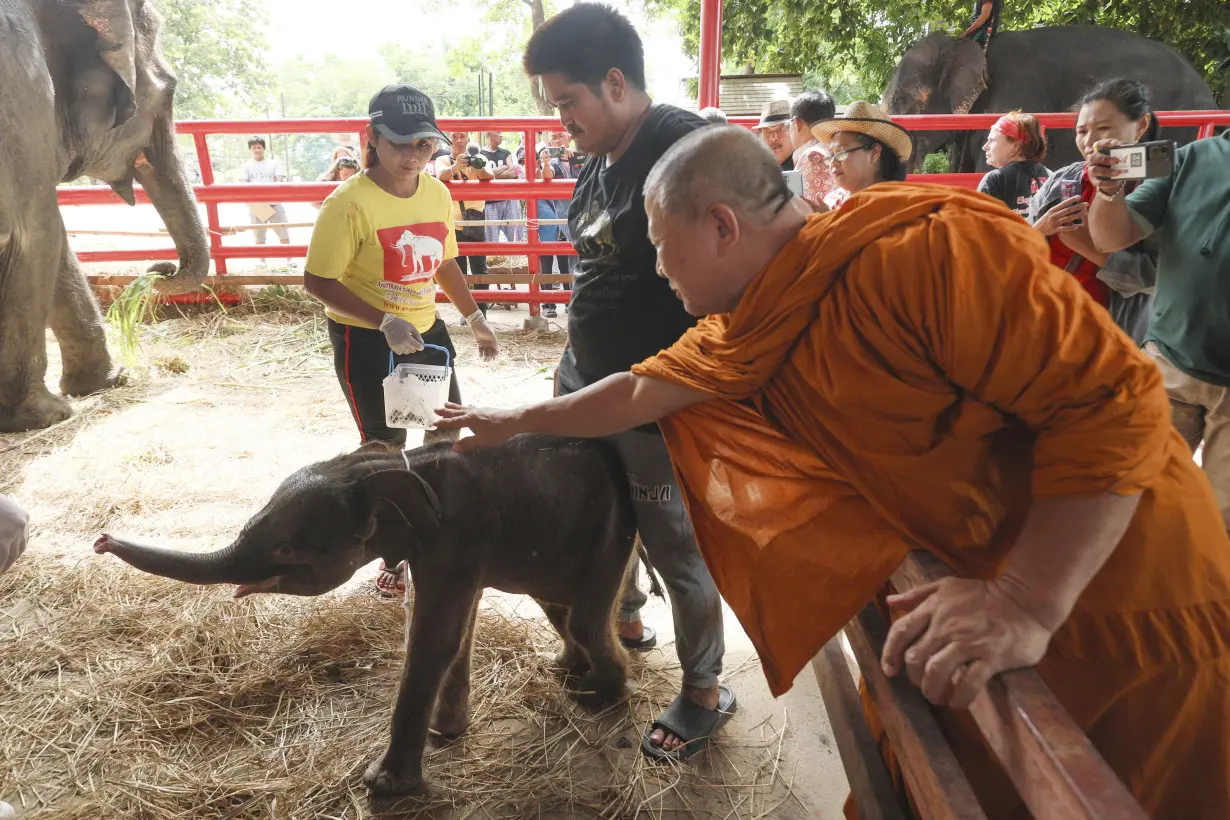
305;172;458;333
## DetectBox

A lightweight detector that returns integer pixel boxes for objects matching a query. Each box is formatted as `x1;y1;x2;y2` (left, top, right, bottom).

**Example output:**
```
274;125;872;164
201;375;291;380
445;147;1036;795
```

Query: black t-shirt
479;146;516;202
780;155;795;172
977;160;1051;217
566;104;707;384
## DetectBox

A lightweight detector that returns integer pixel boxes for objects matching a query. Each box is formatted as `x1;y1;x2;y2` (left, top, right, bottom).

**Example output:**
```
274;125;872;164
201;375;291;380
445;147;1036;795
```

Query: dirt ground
0;293;849;818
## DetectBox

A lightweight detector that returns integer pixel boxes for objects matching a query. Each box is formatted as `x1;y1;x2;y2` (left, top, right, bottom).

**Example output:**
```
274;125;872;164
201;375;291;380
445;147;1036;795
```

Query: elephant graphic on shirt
391;230;444;277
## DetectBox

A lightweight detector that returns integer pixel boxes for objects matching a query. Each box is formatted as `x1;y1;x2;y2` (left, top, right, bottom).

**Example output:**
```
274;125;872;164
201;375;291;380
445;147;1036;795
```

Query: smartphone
1059;179;1083;226
783;170;804;197
1099;140;1174;180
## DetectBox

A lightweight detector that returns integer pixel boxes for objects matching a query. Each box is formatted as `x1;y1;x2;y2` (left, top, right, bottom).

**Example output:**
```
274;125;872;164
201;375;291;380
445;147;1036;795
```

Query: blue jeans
537;201;571;281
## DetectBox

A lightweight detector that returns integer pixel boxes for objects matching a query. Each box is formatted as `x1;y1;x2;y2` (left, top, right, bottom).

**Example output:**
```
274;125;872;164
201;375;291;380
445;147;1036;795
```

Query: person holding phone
1027;78;1158;344
1088;93;1230;532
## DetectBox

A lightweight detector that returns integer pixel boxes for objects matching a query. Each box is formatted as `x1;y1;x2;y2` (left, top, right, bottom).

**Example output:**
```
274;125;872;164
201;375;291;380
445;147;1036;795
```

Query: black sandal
641;683;737;761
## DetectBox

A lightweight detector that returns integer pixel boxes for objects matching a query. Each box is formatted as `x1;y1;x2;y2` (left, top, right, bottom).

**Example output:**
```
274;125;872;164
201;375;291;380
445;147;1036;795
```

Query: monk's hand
434;403;522;452
880;578;1053;710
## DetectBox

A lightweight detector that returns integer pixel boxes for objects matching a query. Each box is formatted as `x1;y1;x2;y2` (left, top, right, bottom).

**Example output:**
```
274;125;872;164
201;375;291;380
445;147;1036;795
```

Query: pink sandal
375;560;407;597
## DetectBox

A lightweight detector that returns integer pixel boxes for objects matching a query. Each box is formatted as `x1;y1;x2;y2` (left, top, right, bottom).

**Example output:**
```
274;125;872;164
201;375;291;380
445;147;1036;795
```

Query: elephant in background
0;0;209;433
882;27;1219;173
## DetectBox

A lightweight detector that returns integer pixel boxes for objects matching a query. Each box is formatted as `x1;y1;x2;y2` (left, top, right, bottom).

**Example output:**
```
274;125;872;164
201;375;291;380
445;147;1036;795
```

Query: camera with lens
547;146;565;159
464;143;487;170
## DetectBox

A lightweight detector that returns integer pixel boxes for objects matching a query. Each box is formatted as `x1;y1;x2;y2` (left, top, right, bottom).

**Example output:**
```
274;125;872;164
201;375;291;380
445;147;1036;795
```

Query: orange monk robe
631;184;1230;819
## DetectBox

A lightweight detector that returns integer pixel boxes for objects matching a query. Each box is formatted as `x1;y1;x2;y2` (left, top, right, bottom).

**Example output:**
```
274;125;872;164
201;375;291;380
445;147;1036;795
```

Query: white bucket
382;344;451;430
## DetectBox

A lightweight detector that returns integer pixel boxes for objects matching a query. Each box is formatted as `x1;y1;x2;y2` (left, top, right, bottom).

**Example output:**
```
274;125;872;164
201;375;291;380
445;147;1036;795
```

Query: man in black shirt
523;3;733;761
480;132;525;245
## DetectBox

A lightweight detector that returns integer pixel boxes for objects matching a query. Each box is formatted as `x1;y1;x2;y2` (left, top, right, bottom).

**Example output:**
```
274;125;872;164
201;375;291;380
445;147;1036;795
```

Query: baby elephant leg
364;579;481;795
538;600;588;681
431;594;479;741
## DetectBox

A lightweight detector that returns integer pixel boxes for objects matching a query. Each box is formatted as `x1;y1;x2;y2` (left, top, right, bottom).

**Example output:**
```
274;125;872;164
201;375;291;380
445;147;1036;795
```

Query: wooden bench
813;551;1149;820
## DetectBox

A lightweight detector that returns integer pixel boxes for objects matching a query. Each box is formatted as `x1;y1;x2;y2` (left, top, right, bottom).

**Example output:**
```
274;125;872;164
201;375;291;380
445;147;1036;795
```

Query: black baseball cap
368;84;449;145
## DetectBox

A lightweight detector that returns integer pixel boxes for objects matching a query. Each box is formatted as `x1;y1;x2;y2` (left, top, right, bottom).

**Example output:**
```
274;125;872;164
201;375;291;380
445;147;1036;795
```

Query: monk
436;126;1230;818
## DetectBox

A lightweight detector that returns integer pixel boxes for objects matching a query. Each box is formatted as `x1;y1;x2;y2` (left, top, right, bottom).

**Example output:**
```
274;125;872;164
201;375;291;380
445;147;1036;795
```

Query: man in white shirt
241;137;292;267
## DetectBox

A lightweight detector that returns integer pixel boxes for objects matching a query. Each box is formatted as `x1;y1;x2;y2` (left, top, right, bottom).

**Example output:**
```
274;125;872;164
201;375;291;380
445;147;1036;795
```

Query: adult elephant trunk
94;533;243;585
133;114;210;295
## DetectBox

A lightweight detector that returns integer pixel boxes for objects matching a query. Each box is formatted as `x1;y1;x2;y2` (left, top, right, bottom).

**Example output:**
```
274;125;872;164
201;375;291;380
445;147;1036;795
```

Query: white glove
466;309;499;362
380;313;425;355
0;494;30;576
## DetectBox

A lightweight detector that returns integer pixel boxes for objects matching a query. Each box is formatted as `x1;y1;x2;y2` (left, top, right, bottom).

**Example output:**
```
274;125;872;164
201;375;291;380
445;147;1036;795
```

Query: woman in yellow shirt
305;83;498;451
305;85;499;596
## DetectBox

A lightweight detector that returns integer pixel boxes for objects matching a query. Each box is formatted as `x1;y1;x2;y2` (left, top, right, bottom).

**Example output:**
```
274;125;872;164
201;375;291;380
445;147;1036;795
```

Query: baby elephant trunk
94;533;241;585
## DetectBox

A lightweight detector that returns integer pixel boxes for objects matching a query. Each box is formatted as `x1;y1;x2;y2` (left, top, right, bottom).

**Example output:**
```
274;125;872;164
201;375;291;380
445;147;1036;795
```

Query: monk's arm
435;372;710;449
998;493;1140;631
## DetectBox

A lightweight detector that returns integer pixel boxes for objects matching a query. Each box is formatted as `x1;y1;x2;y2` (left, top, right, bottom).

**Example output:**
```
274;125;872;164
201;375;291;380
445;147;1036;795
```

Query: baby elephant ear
68;0;138;126
356;469;443;545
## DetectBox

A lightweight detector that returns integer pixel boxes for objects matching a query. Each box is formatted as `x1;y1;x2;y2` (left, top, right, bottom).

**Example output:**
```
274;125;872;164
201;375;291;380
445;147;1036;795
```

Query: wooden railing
814;551;1148;820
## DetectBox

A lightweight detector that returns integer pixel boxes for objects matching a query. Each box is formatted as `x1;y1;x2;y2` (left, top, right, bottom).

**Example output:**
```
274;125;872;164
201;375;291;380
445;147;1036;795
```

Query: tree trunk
524;0;555;116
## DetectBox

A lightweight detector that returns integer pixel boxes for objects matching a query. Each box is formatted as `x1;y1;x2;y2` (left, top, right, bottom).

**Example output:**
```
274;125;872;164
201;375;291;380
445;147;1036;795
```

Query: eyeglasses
823;144;874;165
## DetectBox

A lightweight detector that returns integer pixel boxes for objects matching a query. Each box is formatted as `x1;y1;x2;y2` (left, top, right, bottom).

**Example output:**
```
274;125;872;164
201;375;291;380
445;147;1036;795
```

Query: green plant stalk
105;273;166;367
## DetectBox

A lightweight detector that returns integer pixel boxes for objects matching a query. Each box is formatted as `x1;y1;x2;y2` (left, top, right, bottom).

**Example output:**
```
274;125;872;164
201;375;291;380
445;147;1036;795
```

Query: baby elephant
95;436;638;795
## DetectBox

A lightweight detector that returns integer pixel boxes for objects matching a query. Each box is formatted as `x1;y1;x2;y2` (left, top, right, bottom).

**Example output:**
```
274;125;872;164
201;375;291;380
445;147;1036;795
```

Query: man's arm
882;492;1139;709
0;494;29;575
960;2;991;37
434;372;710;450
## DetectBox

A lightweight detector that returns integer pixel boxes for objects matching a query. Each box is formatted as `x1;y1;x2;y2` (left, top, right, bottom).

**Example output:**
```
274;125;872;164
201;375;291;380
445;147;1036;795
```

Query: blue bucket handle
388;344;451;376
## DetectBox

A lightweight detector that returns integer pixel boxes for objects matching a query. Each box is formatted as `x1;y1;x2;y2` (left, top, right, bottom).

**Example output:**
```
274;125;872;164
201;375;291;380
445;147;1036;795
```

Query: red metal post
525;128;541;318
697;0;723;110
192;133;226;276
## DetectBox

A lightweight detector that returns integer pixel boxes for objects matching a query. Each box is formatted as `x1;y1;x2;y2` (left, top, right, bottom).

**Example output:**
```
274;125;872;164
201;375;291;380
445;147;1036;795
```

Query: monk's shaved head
645;126;792;223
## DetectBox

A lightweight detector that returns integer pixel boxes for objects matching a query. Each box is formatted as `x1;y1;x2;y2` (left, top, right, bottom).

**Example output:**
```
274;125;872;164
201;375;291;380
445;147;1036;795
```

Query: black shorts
327;316;462;446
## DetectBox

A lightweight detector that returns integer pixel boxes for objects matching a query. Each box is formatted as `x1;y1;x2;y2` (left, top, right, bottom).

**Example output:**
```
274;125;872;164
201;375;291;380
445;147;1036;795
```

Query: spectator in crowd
439;124;1230;820
1029;80;1157;345
303;85;499;597
481;132;525;245
962;0;1002;51
536;143;572;319
977;111;1050;216
437;131;495;317
521;2;732;761
318;156;360;183
331;134;359;164
241;136;293;267
811;101;910;206
1088;85;1230;529
787;90;839;210
753;99;794;170
697;107;727;124
547;131;587;178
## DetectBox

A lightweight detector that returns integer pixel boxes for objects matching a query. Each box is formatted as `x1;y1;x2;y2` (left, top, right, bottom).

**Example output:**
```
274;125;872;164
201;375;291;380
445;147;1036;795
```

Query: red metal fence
61;111;1229;313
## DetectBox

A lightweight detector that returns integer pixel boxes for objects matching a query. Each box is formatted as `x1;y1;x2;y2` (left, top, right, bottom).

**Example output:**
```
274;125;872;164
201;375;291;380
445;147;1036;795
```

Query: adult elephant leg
0;196;72;432
51;240;119;398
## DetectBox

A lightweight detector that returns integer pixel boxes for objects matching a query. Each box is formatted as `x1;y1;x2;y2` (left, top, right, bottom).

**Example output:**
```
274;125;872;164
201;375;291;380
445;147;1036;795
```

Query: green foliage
650;0;1230;104
157;0;272;119
106;274;165;367
921;152;949;174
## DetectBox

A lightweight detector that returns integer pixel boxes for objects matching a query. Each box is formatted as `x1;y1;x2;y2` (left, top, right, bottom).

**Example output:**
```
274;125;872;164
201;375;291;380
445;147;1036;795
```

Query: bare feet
649;685;719;752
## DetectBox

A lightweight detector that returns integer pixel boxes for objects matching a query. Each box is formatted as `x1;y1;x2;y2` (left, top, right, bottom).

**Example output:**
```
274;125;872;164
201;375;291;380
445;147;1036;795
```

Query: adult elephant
882;27;1219;173
0;0;209;433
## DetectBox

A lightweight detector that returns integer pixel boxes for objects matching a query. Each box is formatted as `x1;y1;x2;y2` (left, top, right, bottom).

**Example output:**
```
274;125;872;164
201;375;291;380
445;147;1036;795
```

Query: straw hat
752;99;792;130
810;101;913;162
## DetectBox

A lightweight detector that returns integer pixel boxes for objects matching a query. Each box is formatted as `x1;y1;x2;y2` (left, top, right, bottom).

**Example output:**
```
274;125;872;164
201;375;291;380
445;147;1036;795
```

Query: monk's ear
709;203;740;252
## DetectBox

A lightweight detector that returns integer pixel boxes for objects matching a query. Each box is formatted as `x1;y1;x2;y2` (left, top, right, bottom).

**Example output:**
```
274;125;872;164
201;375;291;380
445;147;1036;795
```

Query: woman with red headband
976;111;1050;217
1028;78;1158;345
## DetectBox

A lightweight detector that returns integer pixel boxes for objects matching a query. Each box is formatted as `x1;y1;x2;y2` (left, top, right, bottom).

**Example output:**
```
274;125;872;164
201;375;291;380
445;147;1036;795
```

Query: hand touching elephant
0;495;30;576
0;0;210;433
